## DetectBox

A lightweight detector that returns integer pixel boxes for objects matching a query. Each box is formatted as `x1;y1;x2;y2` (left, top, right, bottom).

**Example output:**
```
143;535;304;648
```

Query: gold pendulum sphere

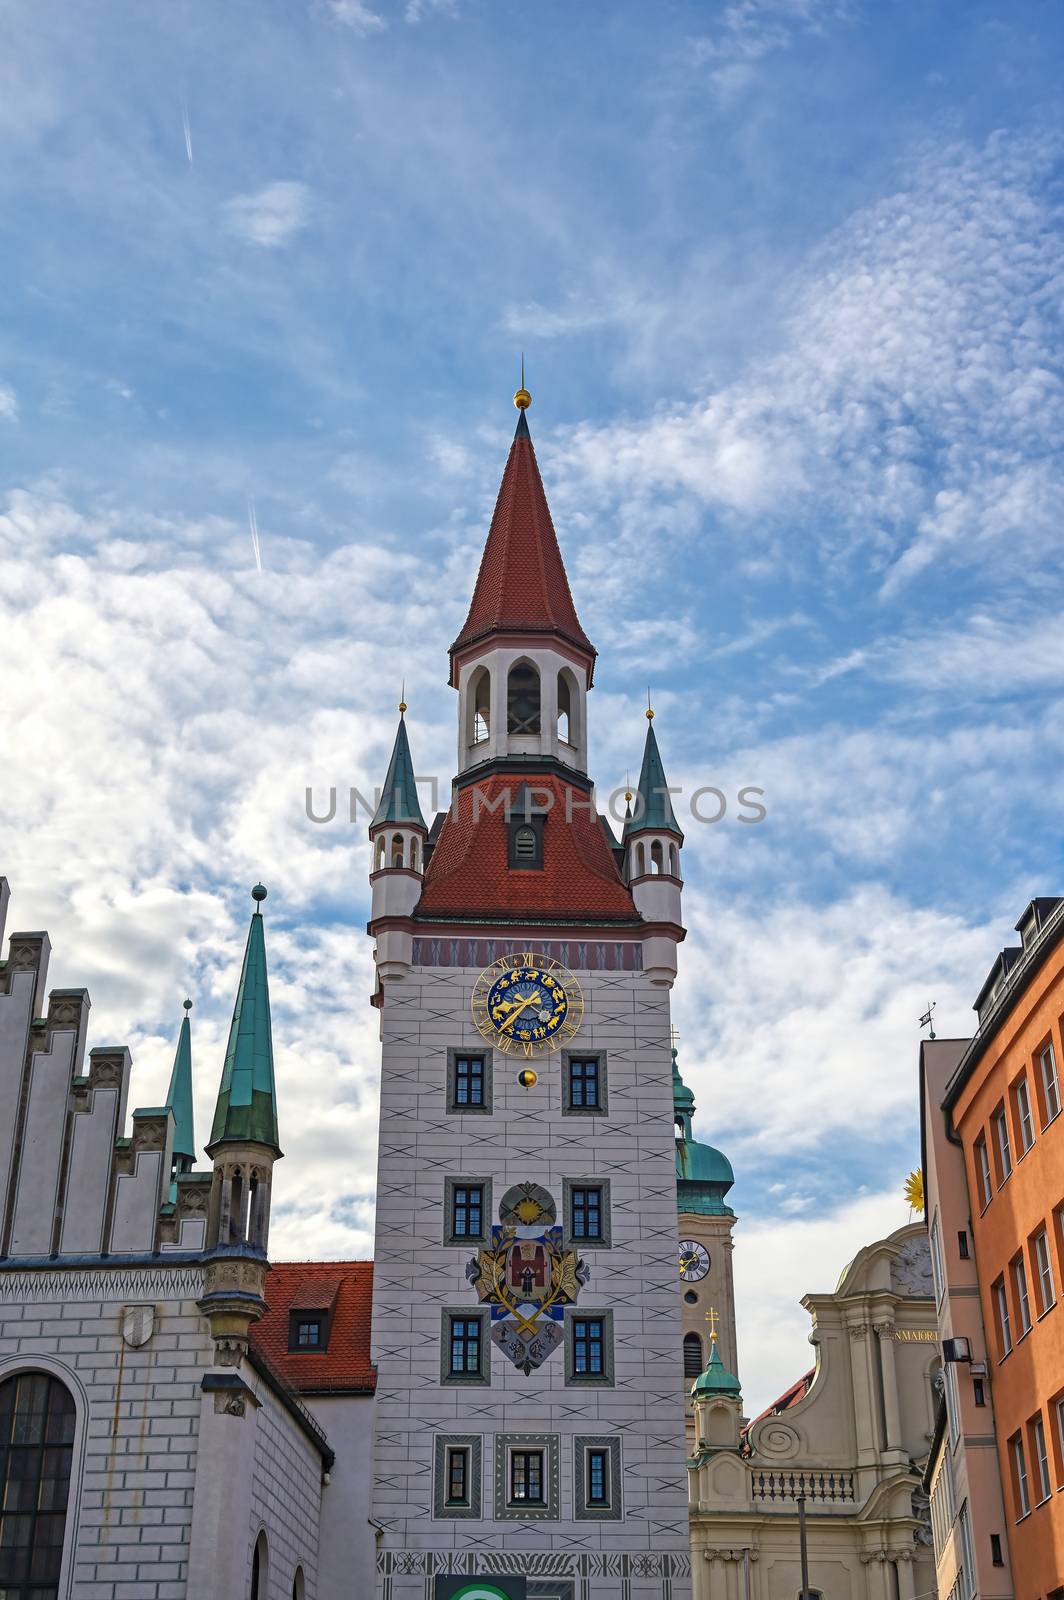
518;1068;538;1089
514;385;532;410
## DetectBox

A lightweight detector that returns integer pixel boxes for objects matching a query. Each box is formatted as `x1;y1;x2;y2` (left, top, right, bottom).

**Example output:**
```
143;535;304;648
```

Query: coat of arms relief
465;1183;589;1374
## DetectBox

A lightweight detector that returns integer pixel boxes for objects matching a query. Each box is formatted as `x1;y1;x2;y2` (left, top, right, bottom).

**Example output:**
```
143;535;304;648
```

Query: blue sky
3;0;1063;1409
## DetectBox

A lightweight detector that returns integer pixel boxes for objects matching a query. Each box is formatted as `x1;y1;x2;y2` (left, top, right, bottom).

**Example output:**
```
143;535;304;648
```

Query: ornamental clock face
678;1240;711;1282
471;953;583;1058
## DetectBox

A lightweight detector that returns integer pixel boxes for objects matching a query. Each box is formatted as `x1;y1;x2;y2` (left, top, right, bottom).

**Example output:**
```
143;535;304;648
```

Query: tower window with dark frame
451;1185;483;1239
586;1447;609;1506
446;1446;470;1506
453;1054;484;1107
568;1056;600;1108
507;817;544;869
572;1317;605;1375
571;1186;603;1241
0;1372;76;1595
449;1316;482;1377
509;1449;545;1504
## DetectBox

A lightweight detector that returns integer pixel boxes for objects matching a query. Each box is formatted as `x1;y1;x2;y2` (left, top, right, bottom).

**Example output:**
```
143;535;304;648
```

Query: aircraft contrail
248;502;262;573
181;97;193;165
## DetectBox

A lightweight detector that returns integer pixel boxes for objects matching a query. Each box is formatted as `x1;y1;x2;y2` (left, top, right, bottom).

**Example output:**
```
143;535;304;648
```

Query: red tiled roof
250;1261;375;1394
450;413;595;671
415;772;637;922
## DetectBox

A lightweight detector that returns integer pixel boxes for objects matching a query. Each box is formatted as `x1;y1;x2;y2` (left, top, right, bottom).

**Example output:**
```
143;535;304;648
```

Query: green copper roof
165;1000;196;1167
623;718;682;839
692;1336;742;1400
371;713;426;830
207;886;281;1155
674;1049;734;1215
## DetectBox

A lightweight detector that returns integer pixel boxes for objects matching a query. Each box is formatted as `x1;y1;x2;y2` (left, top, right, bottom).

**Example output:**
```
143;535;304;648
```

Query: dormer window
287;1276;341;1352
506;783;547;869
515;827;536;860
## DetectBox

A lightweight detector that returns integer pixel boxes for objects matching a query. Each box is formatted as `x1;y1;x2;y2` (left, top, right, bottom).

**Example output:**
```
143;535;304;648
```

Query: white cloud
544;133;1064;595
326;0;386;31
0;385;17;421
734;1187;908;1415
223;181;312;249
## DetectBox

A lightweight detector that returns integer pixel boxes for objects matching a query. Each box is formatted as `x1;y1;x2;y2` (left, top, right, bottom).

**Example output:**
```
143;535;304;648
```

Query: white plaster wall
249;1377;323;1600
369;964;692;1600
0;968;36;1240
9;1030;78;1255
0;1262;213;1600
310;1393;376;1600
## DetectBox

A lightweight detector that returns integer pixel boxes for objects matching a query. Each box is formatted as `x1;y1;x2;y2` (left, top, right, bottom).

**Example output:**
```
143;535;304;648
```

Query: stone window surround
493;1431;560;1521
562;1050;608;1117
439;1307;491;1386
432;1433;483;1519
573;1434;623;1520
443;1175;493;1247
562;1176;612;1249
564;1308;615;1387
446;1047;494;1116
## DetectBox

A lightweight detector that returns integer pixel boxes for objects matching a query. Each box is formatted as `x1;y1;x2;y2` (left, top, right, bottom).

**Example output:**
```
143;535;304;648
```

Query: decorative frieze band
0;1263;204;1304
411;936;642;972
376;1551;691;1579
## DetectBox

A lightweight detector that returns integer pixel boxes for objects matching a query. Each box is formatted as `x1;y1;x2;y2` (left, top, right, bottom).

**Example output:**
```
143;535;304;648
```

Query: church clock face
678;1240;711;1281
471;953;583;1057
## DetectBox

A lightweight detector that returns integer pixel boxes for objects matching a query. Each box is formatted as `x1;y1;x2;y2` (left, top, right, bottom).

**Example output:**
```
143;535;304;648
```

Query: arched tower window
374;836;385;871
507;663;541;734
683;1332;703;1378
250;1530;269;1600
557;671;574;745
292;1565;306;1600
0;1371;76;1594
409;837;420;872
391;833;404;868
650;840;664;875
471;668;491;746
670;843;679;877
636;842;646;877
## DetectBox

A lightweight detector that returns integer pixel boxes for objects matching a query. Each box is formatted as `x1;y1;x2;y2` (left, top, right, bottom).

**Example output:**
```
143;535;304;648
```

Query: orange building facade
940;897;1064;1599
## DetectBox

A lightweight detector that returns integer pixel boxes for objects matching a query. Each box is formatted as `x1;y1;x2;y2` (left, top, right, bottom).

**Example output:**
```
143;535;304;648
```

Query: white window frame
993;1106;1012;1180
944;1359;961;1449
1032;1414;1051;1503
995;1277;1013;1357
1014;1074;1035;1153
958;1500;976;1600
1013;1255;1032;1336
975;1134;993;1209
1056;1396;1064;1490
1040;1041;1061;1124
1033;1226;1055;1313
1011;1432;1030;1518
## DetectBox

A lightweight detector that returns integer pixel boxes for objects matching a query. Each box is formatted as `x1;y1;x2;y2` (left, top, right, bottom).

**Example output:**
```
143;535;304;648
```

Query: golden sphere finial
646;706;654;720
514;351;531;411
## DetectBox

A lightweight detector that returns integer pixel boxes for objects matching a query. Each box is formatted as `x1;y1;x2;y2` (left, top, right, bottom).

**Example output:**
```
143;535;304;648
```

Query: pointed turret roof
165;999;197;1167
450;407;595;681
692;1334;742;1400
207;885;281;1156
624;715;682;839
371;711;427;830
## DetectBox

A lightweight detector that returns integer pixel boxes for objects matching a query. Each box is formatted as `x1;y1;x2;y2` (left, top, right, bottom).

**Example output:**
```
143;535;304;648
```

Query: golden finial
624;768;632;804
646;686;654;721
514;353;531;411
705;1307;719;1343
399;679;407;715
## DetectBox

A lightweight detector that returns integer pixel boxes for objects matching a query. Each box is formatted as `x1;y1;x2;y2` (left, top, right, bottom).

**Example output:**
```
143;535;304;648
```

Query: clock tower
368;389;692;1600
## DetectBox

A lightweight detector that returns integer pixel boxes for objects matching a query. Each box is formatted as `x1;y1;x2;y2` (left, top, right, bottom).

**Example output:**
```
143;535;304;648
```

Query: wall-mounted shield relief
121;1304;156;1348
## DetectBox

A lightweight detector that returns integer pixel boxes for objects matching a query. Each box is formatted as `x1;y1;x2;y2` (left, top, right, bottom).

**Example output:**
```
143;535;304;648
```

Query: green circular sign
449;1588;512;1600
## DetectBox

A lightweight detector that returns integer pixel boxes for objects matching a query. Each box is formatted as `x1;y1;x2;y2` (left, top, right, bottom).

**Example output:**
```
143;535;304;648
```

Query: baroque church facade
0;389;936;1600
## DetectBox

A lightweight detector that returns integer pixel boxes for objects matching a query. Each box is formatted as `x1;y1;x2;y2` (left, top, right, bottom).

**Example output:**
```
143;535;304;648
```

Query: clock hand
500;990;542;1034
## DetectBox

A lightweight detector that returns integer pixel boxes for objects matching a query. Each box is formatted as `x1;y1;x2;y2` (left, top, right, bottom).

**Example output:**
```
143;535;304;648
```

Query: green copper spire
166;998;197;1170
623;712;682;839
691;1333;742;1400
371;709;427;830
207;885;281;1156
674;1048;735;1216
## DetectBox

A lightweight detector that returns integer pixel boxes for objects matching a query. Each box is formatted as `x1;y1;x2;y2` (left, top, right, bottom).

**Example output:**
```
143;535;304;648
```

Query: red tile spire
449;408;596;684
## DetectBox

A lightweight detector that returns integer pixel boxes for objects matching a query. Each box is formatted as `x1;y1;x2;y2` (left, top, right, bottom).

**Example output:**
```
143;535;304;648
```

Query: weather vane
919;1001;937;1040
705;1307;719;1342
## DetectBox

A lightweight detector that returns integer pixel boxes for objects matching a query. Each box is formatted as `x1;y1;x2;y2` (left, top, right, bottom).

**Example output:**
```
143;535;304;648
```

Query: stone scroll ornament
465;1183;589;1374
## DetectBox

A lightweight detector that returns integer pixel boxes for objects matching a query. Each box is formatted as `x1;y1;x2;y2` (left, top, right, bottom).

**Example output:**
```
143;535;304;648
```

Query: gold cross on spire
705;1307;719;1342
670;1023;681;1049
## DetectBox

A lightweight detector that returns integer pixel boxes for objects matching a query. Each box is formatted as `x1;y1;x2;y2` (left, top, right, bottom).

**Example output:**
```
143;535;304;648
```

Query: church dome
676;1137;734;1188
691;1336;742;1400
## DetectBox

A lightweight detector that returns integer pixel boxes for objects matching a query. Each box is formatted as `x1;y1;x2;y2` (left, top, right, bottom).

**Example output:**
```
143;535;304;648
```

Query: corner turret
200;885;282;1365
369;706;427;982
625;711;684;985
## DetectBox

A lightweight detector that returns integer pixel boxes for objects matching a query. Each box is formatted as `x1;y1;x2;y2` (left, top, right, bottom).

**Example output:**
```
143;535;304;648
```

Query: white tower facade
368;398;692;1600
